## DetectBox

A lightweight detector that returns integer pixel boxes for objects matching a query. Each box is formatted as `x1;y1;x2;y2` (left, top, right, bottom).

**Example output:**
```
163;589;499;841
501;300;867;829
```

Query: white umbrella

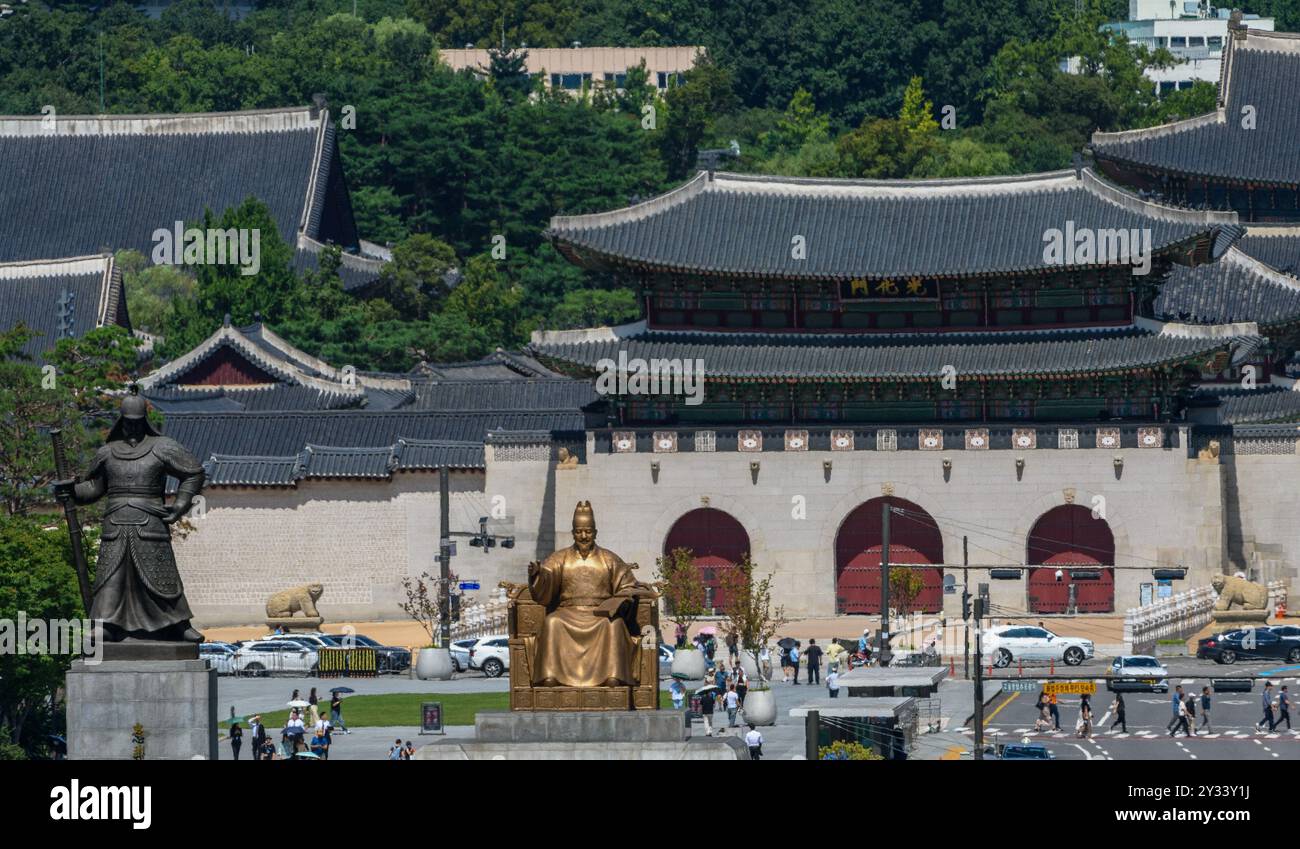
287;699;310;708
694;684;720;695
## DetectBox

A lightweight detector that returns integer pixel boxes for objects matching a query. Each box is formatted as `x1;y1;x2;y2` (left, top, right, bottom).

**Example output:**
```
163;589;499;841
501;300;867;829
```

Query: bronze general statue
53;389;206;643
502;501;660;710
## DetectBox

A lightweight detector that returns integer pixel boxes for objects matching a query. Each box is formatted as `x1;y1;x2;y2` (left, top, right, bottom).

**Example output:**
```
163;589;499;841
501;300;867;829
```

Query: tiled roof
294;236;386;292
547;169;1240;280
411;350;558;379
0;106;364;262
1091;29;1300;185
1157;239;1300;327
1235;230;1300;274
144;383;364;413
164;409;587;462
529;321;1262;381
0;254;126;359
409;378;599;411
201;439;486;487
1196;384;1300;424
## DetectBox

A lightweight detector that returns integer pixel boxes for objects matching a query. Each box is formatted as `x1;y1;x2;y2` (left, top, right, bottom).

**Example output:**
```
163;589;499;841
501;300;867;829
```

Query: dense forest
1;0;1274;370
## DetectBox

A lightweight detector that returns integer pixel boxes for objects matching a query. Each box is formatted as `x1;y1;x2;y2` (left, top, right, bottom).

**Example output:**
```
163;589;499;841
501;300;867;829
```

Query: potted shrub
720;556;788;726
400;571;454;680
656;547;708;682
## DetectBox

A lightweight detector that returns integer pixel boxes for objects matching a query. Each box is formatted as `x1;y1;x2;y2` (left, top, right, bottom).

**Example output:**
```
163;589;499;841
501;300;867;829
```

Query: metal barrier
317;648;377;678
1124;586;1215;654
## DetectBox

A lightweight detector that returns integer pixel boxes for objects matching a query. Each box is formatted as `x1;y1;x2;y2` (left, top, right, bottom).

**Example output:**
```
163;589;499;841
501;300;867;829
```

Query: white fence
451;591;510;640
1125;579;1290;652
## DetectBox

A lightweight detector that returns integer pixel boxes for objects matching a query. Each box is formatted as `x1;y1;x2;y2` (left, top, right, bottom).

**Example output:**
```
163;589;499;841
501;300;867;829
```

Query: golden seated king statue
500;501;659;711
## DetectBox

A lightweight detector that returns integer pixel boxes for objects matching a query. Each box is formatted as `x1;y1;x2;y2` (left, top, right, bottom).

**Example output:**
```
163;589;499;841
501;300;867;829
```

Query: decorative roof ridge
302;442;395;454
139;324;366;396
1136;317;1261;339
0;253;114;278
161;407;584;419
1237;28;1300;52
0;105;321;138
296;234;388;272
1080;169;1239;225
550;171;710;232
1091;109;1226;148
711;168;1075;190
531;320;648;347
396;437;486;447
1221;245;1300;287
1242;225;1300;237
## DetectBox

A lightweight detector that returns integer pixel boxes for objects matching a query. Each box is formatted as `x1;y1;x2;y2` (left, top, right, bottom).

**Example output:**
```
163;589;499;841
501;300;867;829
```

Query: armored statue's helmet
106;385;161;441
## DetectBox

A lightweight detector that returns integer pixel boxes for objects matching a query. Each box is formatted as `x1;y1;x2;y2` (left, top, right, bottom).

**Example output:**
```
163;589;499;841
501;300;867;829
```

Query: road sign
1044;682;1097;696
459;581;480;590
1001;680;1038;693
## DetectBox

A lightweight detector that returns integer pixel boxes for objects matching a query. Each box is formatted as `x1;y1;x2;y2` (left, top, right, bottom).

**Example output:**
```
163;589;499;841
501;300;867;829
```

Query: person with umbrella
285;707;306;753
695;684;719;737
669;677;686;710
330;688;352;734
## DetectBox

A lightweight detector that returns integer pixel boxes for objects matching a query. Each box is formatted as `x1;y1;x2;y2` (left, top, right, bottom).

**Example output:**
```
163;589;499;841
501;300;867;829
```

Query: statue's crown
572;500;595;529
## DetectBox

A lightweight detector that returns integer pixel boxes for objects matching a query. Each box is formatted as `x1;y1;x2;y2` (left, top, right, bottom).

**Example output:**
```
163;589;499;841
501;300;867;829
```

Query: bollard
1018;657;1023;675
1050;659;1054;675
950;657;955;676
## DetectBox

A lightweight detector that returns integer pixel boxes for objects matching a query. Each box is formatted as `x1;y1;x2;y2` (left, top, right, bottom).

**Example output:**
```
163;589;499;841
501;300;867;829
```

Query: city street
961;676;1300;760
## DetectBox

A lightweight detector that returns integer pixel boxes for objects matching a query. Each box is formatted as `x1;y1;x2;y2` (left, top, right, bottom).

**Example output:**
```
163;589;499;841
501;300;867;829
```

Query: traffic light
450;593;461;622
961;590;971;621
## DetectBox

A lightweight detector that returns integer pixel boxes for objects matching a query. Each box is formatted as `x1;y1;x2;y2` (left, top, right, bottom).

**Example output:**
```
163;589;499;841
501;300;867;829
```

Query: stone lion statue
266;583;324;619
1211;573;1268;611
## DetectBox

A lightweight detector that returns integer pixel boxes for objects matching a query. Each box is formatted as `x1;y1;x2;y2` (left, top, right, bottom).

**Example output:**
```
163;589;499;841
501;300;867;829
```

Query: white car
232;640;319;675
450;638;478;673
983;625;1093;667
1109;655;1169;692
200;642;237;675
469;635;510;678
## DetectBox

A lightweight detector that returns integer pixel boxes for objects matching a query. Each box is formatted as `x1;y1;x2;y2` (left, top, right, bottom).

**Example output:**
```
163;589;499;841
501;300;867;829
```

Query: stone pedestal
1211;610;1270;627
66;659;217;760
416;710;746;760
265;616;323;632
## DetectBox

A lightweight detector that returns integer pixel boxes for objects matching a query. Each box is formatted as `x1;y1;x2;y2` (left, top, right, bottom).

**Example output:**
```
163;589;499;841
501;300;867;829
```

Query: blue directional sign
459;581;480;591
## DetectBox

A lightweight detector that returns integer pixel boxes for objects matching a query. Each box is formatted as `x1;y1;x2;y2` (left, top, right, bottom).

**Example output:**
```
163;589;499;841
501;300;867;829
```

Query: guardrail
451;598;510;640
1124;586;1215;655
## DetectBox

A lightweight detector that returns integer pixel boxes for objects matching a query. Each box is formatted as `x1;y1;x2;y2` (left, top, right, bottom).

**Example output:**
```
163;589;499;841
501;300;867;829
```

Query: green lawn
223;690;673;730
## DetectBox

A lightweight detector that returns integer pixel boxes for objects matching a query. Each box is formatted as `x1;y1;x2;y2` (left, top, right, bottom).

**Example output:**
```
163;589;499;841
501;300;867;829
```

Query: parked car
450;639;478;673
199;642;237;675
990;743;1055;760
1197;628;1300;664
1107;655;1169;692
232;640;318;675
983;625;1094;667
322;633;412;673
469;636;510;678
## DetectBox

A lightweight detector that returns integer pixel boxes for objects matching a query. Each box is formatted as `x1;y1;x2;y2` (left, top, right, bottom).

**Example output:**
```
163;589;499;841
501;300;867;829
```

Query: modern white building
438;46;703;95
1105;2;1274;92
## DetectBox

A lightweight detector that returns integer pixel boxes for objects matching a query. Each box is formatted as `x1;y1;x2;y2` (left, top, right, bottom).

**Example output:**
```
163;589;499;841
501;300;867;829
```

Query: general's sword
50;428;94;615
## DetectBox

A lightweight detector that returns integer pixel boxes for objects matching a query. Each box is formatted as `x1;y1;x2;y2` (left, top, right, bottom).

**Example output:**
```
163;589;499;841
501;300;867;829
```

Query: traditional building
0;102;385;290
0;254;128;360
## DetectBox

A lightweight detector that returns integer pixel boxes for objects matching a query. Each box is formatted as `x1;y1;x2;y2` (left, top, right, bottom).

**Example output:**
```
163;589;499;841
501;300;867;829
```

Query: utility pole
973;597;985;760
438;466;451;649
962;535;970;681
879;502;892;667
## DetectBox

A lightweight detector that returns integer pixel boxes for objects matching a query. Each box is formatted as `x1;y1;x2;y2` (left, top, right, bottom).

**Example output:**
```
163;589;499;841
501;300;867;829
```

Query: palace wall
556;427;1229;619
1223;434;1300;591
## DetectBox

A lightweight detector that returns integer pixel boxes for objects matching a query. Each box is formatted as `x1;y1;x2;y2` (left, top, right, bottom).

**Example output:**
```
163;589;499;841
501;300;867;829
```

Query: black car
324;633;412;673
1197;628;1300;664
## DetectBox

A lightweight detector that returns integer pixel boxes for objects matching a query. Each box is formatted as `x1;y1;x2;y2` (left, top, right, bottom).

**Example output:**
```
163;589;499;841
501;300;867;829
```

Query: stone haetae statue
54;391;206;642
526;501;653;688
1211;572;1270;625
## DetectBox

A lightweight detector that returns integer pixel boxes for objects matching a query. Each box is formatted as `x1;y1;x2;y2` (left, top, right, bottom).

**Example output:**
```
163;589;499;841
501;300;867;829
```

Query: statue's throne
501;581;660;711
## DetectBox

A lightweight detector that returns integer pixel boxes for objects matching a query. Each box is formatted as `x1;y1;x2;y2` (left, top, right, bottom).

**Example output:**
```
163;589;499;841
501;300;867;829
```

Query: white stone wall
177;470;537;627
555;430;1227;619
1223;437;1300;590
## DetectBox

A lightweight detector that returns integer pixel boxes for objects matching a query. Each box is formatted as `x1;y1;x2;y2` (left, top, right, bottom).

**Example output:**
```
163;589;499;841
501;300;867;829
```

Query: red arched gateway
1026;505;1115;613
835;497;944;614
663;508;750;615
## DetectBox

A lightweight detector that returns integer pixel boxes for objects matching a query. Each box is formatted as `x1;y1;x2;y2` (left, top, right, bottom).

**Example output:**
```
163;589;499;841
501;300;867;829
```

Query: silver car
200;642;237;675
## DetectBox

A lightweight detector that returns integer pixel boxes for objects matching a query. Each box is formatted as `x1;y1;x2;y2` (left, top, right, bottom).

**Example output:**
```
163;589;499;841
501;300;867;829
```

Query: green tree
118;250;197;335
654;547;707;643
549;288;640;329
373;233;459;321
657;51;737;181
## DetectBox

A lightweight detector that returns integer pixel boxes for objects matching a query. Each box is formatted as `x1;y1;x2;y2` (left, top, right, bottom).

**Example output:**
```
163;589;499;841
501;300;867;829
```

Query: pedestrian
1034;691;1051;732
310;730;328;759
744;724;763;760
724;685;740;728
780;644;793;683
805;638;823;685
1109;693;1127;733
330;692;349;734
759;645;772;681
275;624;285;635
826;665;839;698
1077;694;1092;739
1171;695;1191;737
714;662;727;693
229;721;243;760
1048;693;1061;731
1183;693;1197;736
1199;686;1213;733
260;735;277;761
250;715;265;761
726;630;738;662
675;622;687;649
1167;685;1185;734
404;740;416;759
290;688;300;704
1259;682;1277;732
733;660;748;707
308;688;320;727
1278;685;1292;731
669;678;686;710
699;688;718;737
790;643;802;685
389;738;404;760
285;709;306;752
705;634;717;665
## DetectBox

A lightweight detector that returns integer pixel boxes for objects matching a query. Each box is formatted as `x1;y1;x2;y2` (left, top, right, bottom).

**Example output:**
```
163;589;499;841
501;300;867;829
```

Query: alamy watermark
1042;221;1152;276
594;350;705;406
0;612;103;663
151;222;261;276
